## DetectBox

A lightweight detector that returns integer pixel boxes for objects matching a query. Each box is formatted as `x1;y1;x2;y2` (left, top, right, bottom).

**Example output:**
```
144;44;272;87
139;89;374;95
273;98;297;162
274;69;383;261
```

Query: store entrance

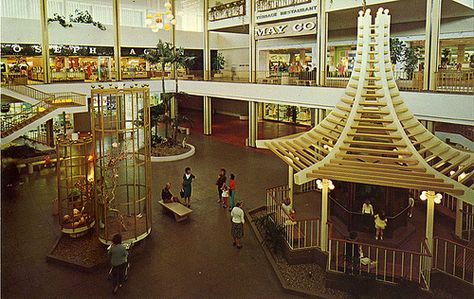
1;55;43;84
258;48;315;84
50;55;115;82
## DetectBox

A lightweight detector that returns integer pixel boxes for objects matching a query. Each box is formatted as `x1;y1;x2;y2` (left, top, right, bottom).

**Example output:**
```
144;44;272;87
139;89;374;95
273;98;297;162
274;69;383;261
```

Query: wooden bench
158;200;193;222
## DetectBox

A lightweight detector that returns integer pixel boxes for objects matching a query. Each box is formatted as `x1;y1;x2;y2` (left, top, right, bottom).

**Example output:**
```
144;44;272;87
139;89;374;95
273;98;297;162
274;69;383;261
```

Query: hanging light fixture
145;1;176;32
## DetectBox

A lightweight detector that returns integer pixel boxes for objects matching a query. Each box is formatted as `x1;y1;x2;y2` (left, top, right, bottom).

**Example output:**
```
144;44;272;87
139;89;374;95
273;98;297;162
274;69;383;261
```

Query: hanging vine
48;9;106;30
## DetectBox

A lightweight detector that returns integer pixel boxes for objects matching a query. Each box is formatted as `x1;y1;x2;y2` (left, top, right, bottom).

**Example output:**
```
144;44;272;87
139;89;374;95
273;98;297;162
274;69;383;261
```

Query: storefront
256;16;318;84
1;43;43;84
326;45;356;78
263;103;312;126
49;45;115;82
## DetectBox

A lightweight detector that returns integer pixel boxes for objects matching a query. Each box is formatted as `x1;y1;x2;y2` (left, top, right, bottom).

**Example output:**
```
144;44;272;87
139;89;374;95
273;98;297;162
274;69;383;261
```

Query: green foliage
255;213;286;253
441;48;452;66
389;37;404;65
403;46;422;76
212;52;226;72
48;10;106;30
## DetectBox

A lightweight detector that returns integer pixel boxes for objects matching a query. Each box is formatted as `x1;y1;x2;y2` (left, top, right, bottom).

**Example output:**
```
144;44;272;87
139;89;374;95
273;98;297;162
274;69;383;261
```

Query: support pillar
423;190;437;288
45;119;54;147
39;0;50;83
423;0;442;91
320;178;330;252
248;101;258;147
203;96;212;135
317;0;328;86
112;0;122;81
171;0;176;80
455;198;463;238
203;0;210;81
288;166;294;208
249;0;256;83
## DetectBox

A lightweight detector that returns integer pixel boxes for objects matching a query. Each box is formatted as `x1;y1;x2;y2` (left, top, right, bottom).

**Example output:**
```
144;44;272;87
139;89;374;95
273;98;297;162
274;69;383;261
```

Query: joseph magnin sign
254;17;317;40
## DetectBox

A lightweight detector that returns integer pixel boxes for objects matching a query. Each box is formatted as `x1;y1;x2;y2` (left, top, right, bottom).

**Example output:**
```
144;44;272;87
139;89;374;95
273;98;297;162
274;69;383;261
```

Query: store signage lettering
256;0;317;23
0;43;114;56
255;17;317;40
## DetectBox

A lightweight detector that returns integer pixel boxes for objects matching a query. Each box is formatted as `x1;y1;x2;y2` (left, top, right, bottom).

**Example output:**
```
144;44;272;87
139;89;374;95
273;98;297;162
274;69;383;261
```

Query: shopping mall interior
1;0;473;298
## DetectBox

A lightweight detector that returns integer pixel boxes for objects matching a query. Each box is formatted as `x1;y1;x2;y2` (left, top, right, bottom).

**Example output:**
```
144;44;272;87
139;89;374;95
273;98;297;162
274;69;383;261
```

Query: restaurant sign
256;0;317;23
255;17;317;40
0;43;114;56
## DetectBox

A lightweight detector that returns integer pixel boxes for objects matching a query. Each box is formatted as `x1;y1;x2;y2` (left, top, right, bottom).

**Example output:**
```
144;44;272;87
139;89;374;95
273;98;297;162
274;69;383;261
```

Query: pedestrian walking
108;233;128;294
228;173;236;211
216;168;226;204
182;167;195;208
231;202;245;249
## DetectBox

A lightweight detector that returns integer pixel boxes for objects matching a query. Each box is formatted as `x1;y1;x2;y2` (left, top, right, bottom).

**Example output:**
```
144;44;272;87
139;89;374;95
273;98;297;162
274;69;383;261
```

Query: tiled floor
2;133;301;298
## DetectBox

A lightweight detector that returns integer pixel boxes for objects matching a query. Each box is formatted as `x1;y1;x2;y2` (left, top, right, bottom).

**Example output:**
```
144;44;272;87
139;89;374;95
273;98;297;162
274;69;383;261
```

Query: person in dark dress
182;167;195;207
216;168;226;204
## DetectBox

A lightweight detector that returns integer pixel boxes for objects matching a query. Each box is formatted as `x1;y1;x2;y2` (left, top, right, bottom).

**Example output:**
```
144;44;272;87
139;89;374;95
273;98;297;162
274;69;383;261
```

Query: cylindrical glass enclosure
56;135;95;236
91;85;152;244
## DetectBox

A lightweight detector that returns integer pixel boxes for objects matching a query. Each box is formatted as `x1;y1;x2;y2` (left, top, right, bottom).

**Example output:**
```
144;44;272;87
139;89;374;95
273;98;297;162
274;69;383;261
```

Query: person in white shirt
230;202;245;249
408;191;415;218
361;200;374;232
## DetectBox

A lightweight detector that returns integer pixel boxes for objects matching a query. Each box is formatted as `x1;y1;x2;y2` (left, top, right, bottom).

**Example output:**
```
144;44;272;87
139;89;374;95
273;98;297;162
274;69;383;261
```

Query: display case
91;85;152;244
56;135;95;236
264;103;312;126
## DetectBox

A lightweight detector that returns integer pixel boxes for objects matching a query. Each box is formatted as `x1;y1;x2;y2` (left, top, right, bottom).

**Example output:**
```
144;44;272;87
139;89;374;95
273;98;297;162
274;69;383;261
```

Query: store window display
264;103;311;126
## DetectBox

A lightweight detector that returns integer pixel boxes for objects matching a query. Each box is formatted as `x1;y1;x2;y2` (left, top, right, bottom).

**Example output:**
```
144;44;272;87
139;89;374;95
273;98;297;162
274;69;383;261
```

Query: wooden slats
339;146;412;156
347;132;401;139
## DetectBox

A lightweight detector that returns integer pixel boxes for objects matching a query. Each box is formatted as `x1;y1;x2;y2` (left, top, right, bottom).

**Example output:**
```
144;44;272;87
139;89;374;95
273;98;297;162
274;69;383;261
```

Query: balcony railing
265;185;320;250
209;0;246;22
256;0;312;12
433;237;474;286
436;70;474;94
328;224;432;289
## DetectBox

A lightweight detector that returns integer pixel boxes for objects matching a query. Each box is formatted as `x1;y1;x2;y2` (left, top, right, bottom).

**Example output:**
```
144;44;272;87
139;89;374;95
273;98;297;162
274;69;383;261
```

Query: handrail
329;194;410;221
4;84;52;101
327;222;431;257
435;236;474;252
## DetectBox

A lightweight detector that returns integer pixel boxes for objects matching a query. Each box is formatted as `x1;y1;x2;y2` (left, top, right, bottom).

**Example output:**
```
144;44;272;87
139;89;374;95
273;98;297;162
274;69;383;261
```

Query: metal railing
436;70;474;93
433;237;474;286
1;99;53;135
209;0;246;21
256;0;312;12
462;206;474;242
300;179;319;193
3;84;52;102
327;224;432;289
265;185;320;250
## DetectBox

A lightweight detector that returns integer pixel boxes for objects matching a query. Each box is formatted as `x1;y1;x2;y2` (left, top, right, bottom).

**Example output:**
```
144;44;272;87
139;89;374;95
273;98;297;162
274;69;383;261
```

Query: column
112;0;122;81
203;0;210;81
423;190;436;288
455;198;463;238
203;96;212;135
249;0;256;83
288;166;294;207
39;0;50;83
45;119;54;147
423;0;442;91
457;45;465;64
317;0;328;86
171;0;177;79
248;101;258;147
320;178;330;252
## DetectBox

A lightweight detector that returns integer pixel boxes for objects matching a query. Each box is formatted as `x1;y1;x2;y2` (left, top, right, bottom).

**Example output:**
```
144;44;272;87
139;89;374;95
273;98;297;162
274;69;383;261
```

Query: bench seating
158;200;193;222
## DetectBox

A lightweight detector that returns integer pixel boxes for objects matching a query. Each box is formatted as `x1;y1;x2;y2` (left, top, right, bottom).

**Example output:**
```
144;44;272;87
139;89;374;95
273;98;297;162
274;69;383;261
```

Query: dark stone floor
2;134;304;298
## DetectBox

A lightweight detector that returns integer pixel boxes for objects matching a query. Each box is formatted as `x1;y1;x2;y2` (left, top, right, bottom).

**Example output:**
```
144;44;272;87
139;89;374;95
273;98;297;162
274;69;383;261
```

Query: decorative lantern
56;134;95;237
91;86;152;244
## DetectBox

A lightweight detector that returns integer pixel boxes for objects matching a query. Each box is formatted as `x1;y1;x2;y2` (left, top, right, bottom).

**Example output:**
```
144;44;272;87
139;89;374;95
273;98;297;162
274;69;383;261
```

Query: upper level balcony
208;0;249;31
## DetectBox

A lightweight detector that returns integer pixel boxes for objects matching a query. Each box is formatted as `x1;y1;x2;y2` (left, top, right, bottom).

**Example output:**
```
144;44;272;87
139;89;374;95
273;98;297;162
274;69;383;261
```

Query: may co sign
255;17;317;40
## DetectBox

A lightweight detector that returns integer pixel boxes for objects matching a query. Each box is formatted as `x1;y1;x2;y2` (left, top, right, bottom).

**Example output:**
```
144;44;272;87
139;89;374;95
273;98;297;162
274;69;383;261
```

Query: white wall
32;80;474;126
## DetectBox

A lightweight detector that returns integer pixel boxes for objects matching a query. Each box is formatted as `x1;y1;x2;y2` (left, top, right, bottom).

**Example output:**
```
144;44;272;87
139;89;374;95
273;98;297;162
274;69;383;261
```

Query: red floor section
180;108;309;148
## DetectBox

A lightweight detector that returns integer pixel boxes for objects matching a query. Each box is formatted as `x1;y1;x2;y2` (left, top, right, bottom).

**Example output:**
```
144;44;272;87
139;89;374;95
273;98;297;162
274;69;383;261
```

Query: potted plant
389;37;404;68
212;52;226;78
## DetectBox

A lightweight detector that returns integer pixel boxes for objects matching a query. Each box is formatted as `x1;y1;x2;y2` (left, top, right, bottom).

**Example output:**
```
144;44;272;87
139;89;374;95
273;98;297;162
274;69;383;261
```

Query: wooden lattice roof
257;9;474;203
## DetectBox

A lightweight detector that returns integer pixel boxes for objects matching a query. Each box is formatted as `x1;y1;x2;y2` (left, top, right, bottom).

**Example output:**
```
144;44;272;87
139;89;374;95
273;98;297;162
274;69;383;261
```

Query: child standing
374;212;388;240
221;183;229;209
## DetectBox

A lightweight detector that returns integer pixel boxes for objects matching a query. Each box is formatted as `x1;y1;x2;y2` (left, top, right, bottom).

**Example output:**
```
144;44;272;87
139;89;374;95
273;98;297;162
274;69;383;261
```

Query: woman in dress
182;167;195;208
230;202;245;249
374;211;388;240
228;173;236;211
